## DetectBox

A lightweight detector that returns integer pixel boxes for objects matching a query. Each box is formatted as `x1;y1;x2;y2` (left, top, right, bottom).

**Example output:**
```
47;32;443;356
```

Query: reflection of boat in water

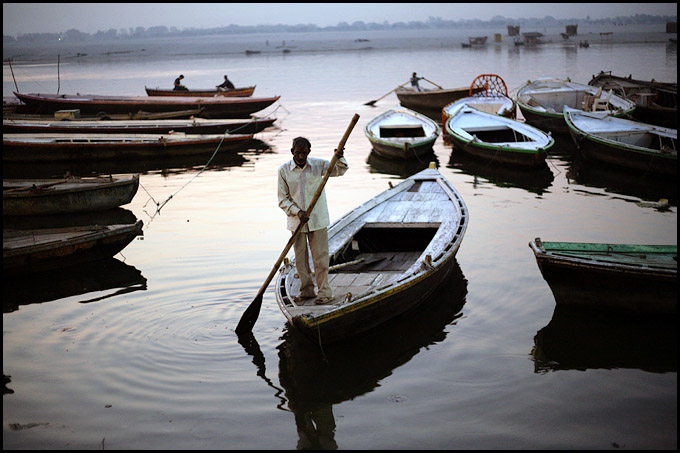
3;220;143;276
531;305;677;373
446;146;554;195
566;153;677;206
3;257;146;313
365;149;436;178
2;206;139;231
276;261;467;449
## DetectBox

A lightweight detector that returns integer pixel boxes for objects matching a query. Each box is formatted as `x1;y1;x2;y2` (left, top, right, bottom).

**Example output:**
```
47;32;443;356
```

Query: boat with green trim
529;238;677;314
364;107;440;160
445;103;554;167
275;164;468;343
515;77;636;135
563;106;676;176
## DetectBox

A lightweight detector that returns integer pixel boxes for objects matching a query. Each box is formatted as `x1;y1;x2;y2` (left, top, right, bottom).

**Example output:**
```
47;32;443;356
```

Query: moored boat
3;132;254;162
588;71;677;128
364;107;440;160
13;92;280;119
515;78;636;134
3;220;144;275
3;174;139;215
145;85;256;97
2;116;276;135
563;106;677;176
396;85;476;119
442;94;516;125
529;238;677;314
275;164;468;343
445;103;554;167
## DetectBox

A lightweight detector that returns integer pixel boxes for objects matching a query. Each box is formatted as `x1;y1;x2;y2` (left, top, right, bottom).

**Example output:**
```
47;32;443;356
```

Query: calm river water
3;27;677;449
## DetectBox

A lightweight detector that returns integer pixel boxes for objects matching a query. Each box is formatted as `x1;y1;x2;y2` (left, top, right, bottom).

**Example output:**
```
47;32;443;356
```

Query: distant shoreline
4;25;677;66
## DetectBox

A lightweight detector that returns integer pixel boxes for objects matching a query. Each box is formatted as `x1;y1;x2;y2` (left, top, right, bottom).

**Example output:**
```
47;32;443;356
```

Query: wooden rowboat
396;85;476;119
275;164;468;343
563;106;677;176
13;92;280;119
3;132;254;162
3;116;276;135
445;103;554;167
515;78;636;135
3;174;139;216
145;85;256;97
529;238;677;314
588;71;677;129
3;220;144;275
442;94;516;125
365;107;440;160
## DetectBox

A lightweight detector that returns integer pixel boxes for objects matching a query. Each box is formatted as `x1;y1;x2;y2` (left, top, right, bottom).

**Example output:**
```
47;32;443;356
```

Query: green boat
529;238;677;314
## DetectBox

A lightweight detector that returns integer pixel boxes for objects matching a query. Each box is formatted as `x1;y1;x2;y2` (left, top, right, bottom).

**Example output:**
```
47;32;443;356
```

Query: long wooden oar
235;113;360;337
421;77;443;89
364;81;409;106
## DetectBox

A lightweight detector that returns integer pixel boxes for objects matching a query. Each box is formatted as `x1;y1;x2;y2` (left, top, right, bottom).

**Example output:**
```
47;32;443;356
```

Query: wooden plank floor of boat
290;251;422;307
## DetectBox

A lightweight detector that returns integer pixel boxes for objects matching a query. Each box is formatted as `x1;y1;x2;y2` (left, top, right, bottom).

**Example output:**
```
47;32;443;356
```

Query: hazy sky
3;3;677;36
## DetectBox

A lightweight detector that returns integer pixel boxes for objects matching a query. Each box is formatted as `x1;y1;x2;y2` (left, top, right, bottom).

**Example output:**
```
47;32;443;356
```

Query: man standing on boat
278;137;348;305
410;72;423;91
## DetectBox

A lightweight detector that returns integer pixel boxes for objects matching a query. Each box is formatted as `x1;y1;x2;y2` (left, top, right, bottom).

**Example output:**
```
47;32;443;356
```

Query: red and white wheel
470;74;508;97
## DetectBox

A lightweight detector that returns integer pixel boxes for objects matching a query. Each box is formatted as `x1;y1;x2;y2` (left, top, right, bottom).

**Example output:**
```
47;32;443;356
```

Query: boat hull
288;249;460;342
14;92;280;119
3;220;144;275
3;117;276;135
529;239;677;314
368;136;437;160
396;86;478;119
447;133;548;167
145;86;256;97
2;133;254;162
3;175;139;215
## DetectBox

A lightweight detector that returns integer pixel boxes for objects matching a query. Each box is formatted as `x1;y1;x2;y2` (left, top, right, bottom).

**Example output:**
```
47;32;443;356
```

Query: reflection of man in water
294;405;338;450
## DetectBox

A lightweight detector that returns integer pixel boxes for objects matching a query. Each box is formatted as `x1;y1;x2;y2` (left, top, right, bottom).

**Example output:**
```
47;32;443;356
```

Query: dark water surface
3;29;677;449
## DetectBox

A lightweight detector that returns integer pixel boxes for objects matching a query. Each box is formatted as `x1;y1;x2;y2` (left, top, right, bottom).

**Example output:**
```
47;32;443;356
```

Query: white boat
445;103;554;167
364;107;440;160
275;164;468;343
516;77;636;134
442;94;516;125
563;106;677;175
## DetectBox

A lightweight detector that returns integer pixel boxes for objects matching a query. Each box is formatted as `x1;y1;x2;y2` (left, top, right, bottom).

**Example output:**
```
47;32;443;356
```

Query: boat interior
281;225;440;308
523;90;594;113
598;130;676;152
463;126;534;143
379;124;426;138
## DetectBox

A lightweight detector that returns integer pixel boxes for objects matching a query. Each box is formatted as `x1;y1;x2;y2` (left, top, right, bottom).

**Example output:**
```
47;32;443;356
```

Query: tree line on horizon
4;13;676;44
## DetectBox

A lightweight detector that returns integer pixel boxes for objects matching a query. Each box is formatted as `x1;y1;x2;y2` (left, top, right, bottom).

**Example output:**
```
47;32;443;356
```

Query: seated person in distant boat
217;74;235;91
173;74;188;91
410;72;423;91
278;137;349;306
